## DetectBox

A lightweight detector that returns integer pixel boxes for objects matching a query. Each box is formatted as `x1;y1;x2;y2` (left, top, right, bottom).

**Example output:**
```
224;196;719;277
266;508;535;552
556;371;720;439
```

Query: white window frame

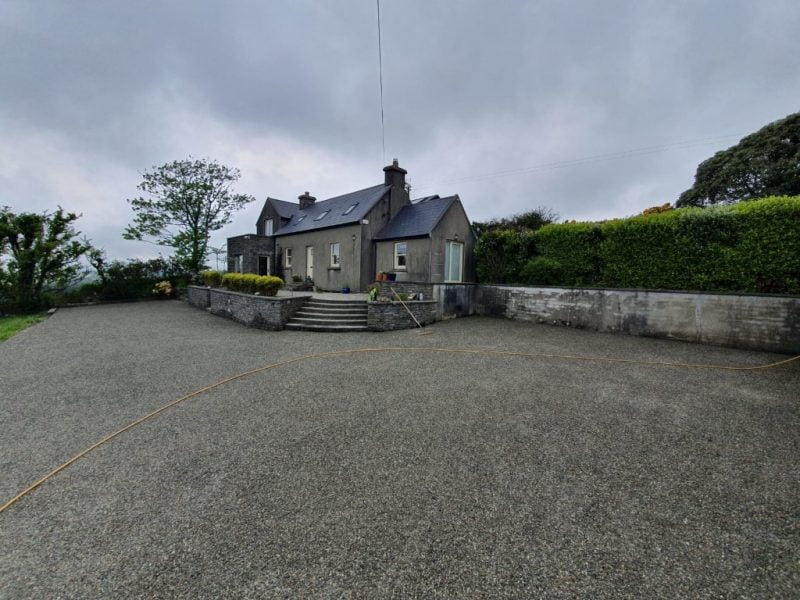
265;218;273;236
330;242;341;268
285;248;292;268
394;242;407;270
444;240;464;283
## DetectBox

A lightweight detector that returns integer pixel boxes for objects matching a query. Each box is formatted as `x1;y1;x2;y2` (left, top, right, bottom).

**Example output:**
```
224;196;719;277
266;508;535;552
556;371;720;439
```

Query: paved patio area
1;301;798;598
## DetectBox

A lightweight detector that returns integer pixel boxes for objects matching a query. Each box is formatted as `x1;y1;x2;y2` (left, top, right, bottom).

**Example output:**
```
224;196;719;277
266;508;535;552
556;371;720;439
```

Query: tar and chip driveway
1;301;798;598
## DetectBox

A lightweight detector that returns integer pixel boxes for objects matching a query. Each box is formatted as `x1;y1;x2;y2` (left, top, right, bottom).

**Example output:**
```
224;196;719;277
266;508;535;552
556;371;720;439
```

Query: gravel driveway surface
1;301;798;598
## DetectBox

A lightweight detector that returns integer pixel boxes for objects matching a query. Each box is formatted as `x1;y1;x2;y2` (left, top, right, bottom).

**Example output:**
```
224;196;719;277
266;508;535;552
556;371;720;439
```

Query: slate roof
374;195;457;240
273;184;390;236
267;197;299;220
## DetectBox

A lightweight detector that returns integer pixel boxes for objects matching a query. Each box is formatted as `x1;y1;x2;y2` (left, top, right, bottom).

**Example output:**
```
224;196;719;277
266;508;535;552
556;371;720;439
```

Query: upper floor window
264;218;273;236
342;203;359;215
314;210;331;221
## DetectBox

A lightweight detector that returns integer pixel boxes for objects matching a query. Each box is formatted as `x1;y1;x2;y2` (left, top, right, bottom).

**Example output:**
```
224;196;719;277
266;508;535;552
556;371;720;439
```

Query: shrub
96;257;188;301
729;196;800;293
59;281;102;304
201;270;224;287
291;274;303;282
254;275;283;296
472;195;800;294
533;222;603;285
152;280;173;297
222;273;283;296
519;257;562;286
599;206;743;290
475;229;536;283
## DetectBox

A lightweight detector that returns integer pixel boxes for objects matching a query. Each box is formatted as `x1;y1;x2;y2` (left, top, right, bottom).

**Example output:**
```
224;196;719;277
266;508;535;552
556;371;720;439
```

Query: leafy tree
123;158;255;276
677;112;800;207
472;206;559;237
474;229;537;284
0;207;91;311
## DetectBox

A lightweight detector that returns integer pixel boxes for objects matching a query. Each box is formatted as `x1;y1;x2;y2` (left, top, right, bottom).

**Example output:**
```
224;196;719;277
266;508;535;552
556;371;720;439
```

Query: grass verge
0;313;47;342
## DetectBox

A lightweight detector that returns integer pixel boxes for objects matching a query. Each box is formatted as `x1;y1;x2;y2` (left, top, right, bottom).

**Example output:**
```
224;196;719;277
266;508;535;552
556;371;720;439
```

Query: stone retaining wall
368;301;437;331
187;285;308;331
433;283;800;354
374;280;433;301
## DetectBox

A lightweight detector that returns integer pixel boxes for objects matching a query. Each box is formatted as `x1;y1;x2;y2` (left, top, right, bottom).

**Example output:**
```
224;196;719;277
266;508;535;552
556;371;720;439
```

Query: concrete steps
285;298;369;332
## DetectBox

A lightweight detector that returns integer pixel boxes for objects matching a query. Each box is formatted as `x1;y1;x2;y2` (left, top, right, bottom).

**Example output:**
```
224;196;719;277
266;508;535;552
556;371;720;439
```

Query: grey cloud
1;0;798;259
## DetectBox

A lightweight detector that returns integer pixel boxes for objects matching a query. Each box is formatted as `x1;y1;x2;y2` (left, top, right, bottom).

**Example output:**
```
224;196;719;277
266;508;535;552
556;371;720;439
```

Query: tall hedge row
475;196;800;294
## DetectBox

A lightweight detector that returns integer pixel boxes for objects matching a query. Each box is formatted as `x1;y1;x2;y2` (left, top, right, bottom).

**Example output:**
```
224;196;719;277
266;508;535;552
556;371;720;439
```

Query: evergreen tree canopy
677;112;800;207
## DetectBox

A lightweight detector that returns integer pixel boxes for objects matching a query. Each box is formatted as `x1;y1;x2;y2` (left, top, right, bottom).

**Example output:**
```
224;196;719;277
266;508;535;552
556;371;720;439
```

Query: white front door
444;241;464;282
306;246;314;279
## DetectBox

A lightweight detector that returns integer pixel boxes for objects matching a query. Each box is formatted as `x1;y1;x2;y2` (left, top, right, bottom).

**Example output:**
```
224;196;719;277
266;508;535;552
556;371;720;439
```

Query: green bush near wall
475;196;800;294
201;270;224;287
529;222;603;286
221;273;284;296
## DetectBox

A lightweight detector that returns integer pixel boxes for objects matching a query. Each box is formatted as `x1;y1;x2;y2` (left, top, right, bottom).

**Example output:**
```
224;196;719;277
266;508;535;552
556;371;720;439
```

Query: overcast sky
1;0;799;261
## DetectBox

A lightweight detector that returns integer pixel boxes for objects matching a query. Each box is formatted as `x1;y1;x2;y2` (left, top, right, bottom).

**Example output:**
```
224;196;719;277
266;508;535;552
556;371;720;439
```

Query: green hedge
221;273;284;296
475;196;800;294
201;270;224;287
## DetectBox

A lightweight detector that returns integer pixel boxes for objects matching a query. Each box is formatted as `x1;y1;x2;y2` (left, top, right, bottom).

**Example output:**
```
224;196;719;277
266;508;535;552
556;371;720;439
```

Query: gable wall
430;199;476;283
256;202;291;236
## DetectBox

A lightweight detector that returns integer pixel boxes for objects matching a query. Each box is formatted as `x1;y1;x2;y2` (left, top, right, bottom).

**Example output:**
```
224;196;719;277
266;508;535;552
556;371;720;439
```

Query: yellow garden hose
1;346;798;515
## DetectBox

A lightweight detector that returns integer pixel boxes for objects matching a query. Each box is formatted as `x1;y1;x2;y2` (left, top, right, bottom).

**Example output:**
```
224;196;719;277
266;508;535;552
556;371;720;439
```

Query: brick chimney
382;159;410;220
383;158;407;189
298;191;316;210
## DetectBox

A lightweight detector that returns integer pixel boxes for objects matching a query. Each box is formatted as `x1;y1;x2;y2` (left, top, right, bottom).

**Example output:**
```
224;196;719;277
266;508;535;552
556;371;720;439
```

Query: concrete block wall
434;283;800;354
368;301;437;331
187;286;308;330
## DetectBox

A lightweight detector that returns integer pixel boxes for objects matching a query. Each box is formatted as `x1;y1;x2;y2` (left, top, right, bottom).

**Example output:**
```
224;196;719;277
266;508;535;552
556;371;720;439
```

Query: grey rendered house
227;160;476;291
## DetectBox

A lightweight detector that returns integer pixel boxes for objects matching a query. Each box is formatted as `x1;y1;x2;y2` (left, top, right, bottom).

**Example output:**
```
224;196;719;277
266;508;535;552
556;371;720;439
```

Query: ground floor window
285;248;292;268
394;242;407;269
330;242;341;267
444;240;463;282
234;254;243;273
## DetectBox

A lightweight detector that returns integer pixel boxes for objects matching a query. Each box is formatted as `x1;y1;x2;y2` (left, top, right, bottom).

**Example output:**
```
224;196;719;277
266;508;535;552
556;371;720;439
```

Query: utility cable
1;346;797;515
414;134;744;190
376;0;386;164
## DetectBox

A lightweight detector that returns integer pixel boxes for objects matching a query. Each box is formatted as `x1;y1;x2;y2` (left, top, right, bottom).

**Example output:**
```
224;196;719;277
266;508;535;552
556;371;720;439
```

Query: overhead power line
413;134;744;190
376;0;386;164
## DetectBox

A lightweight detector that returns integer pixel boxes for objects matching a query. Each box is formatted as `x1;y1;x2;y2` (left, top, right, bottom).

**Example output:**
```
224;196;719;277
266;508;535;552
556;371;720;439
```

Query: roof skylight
342;203;359;215
293;215;306;225
313;210;330;221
